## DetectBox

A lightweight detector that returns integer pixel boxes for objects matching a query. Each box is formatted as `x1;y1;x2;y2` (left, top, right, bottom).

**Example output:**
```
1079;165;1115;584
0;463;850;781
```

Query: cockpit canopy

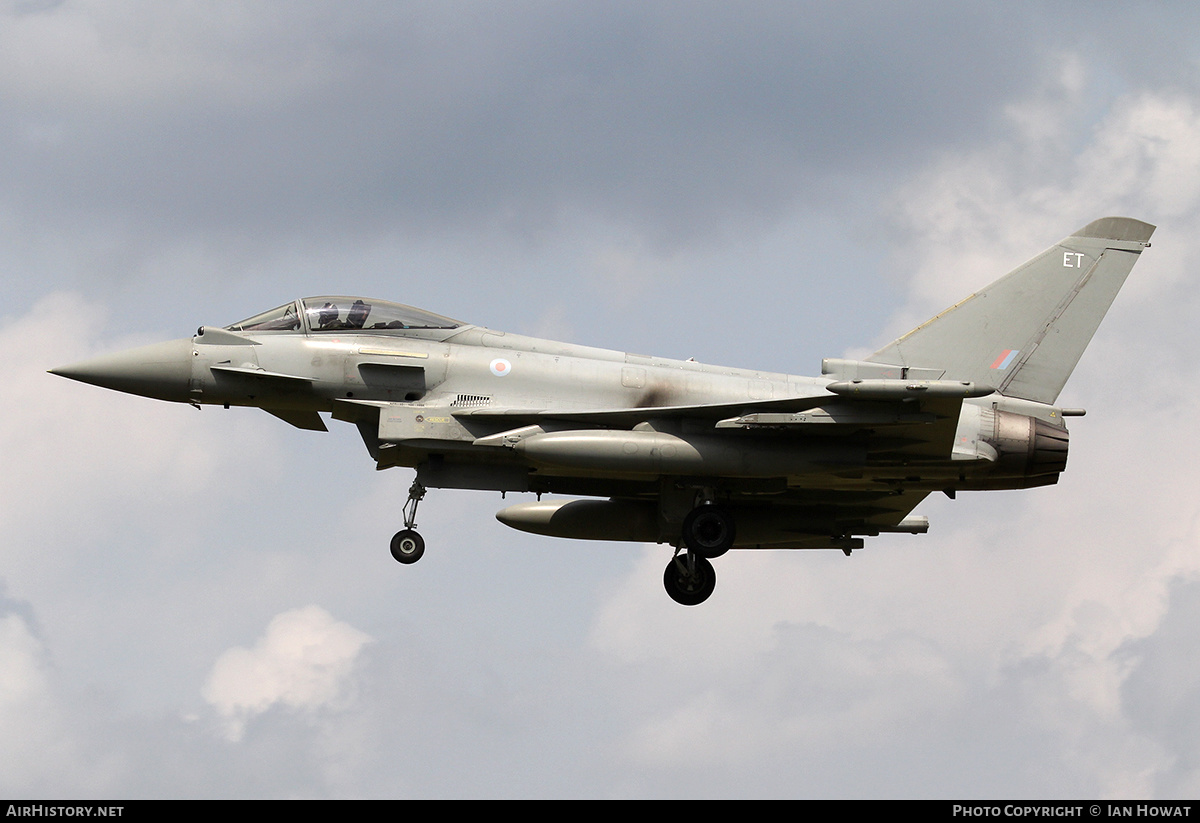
226;297;463;334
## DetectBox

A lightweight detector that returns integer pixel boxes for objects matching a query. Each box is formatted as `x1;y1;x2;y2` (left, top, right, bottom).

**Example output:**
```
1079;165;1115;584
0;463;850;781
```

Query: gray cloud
1;2;1045;249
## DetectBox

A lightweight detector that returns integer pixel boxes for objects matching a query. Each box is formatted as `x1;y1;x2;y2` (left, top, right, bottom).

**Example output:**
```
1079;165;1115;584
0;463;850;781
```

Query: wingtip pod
1073;216;1155;245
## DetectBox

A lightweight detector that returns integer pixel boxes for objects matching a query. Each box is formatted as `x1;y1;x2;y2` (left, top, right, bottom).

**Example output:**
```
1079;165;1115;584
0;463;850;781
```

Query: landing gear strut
663;549;717;606
390;480;426;564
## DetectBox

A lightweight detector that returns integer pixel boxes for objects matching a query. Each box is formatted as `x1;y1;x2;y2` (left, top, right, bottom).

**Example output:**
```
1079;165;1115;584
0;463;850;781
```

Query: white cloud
0;607;119;796
202;605;372;742
0;612;67;791
887;90;1200;322
0;291;282;585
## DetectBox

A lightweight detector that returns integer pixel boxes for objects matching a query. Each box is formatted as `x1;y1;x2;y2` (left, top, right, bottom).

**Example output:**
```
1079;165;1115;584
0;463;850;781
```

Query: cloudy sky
3;0;1200;798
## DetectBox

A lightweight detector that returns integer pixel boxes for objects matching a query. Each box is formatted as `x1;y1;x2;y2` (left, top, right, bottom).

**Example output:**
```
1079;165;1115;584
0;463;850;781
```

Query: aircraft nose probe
49;338;194;404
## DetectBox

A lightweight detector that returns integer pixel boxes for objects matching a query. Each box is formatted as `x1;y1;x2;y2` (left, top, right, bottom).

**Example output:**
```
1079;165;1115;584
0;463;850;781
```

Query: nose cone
50;337;194;403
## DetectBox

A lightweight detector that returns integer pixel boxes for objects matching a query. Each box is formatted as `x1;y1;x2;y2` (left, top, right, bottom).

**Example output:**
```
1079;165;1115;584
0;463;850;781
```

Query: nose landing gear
390;529;425;564
390;480;427;564
663;549;717;606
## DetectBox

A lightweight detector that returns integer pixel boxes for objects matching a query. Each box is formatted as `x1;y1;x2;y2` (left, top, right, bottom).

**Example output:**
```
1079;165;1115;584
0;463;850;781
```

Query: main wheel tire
390;529;425;564
663;555;716;606
682;506;735;558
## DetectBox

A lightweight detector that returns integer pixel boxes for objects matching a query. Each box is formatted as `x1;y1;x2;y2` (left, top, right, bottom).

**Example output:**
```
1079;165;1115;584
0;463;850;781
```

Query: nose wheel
390;529;425;563
390;480;427;564
663;550;717;606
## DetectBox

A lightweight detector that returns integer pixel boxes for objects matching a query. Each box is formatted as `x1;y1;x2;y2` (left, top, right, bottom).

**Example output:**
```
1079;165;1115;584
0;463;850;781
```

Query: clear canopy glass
226;297;462;334
301;297;462;331
225;301;301;332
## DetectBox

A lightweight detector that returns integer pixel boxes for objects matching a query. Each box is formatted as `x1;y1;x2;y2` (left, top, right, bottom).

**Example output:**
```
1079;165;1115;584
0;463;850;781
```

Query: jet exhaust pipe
987;410;1069;478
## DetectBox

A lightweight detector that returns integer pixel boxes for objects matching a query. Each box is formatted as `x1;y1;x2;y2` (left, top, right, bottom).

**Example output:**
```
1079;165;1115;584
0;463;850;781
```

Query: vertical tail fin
868;217;1155;404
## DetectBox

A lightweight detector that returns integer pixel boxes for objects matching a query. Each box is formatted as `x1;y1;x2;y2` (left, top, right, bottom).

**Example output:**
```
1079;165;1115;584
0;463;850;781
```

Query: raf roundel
489;358;512;377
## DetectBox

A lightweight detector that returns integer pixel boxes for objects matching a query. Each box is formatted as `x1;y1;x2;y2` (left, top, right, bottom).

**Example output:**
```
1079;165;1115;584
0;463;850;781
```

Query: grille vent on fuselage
451;394;492;408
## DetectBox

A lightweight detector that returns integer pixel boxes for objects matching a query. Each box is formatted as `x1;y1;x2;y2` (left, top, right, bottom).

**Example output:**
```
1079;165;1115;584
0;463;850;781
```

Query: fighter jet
51;217;1153;605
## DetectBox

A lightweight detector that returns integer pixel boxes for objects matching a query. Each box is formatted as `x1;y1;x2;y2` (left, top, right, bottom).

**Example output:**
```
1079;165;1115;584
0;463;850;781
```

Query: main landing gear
663;549;717;606
662;501;735;605
390;480;426;564
681;504;734;558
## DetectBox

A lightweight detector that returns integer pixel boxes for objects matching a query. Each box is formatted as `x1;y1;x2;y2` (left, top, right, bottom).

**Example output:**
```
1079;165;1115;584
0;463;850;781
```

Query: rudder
867;217;1155;404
